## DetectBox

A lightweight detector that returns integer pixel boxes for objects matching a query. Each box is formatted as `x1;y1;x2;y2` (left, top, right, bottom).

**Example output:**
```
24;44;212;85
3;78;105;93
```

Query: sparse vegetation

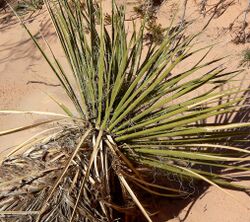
144;20;165;44
133;0;167;44
196;0;250;44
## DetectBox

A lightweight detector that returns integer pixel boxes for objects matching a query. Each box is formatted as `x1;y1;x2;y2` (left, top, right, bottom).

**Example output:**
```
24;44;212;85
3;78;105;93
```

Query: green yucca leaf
134;149;249;161
114;90;241;135
115;98;242;140
127;143;250;154
130;133;250;144
139;158;249;191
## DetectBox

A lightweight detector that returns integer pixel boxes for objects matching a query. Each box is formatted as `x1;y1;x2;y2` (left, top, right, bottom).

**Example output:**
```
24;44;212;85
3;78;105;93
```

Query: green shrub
239;48;250;68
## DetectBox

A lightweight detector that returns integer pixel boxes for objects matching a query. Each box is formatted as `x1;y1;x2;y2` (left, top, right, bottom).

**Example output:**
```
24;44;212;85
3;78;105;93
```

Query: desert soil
0;0;249;221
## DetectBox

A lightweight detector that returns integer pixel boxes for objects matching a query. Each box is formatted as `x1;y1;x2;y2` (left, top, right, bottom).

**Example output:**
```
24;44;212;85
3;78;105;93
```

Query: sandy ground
0;0;249;221
0;9;74;152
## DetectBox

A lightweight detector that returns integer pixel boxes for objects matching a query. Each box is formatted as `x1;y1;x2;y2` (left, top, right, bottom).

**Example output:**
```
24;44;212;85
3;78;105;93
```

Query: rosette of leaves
1;0;250;221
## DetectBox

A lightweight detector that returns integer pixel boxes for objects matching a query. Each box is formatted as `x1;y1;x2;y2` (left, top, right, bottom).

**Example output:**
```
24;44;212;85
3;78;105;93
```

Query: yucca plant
1;0;250;221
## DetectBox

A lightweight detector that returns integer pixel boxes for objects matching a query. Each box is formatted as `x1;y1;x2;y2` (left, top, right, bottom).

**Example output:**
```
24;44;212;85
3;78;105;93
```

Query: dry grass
0;127;119;222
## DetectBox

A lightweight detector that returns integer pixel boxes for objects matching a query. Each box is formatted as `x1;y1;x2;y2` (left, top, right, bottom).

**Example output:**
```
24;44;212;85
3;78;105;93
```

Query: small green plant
239;48;250;68
14;0;44;15
0;0;250;221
